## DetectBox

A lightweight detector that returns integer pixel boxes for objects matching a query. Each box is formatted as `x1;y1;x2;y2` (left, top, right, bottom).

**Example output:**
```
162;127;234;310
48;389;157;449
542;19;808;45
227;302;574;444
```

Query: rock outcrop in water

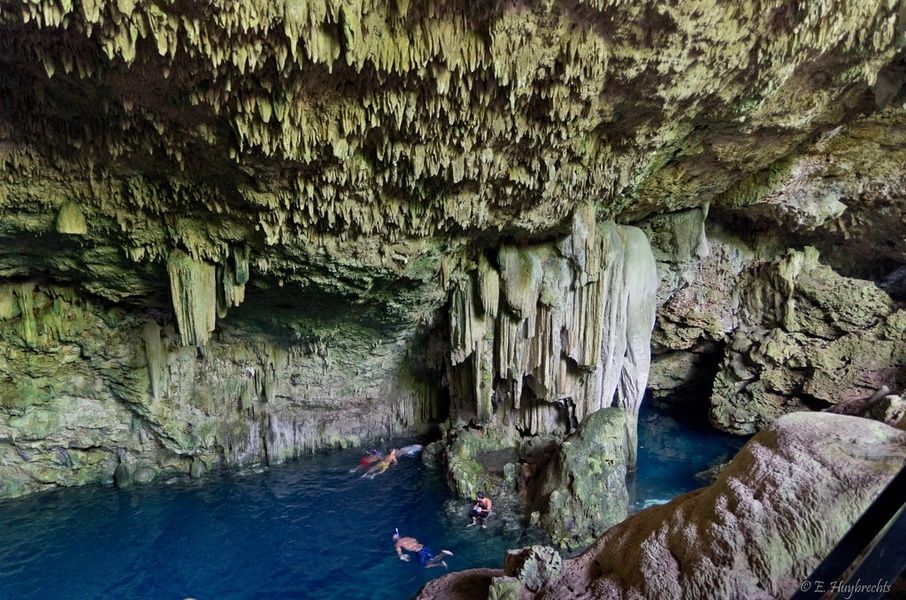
0;0;903;500
415;412;906;600
529;408;629;550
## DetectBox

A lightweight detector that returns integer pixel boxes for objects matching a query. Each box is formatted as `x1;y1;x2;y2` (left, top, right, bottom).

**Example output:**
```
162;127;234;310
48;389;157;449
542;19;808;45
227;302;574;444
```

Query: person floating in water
349;449;383;473
468;492;492;528
363;448;397;478
392;529;453;568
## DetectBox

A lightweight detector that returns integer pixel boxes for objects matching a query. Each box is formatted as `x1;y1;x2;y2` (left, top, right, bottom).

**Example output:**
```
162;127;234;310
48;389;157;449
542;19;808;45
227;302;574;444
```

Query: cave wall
0;279;443;498
0;0;903;499
645;206;905;434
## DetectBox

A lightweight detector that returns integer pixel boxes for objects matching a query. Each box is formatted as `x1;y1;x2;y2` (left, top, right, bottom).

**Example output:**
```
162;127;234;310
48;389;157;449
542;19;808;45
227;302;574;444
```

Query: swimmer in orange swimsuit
363;448;397;479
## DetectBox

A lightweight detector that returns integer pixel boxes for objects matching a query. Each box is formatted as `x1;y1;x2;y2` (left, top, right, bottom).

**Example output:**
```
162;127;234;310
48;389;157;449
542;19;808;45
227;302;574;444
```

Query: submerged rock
113;463;131;489
416;412;906;599
189;459;206;480
132;467;156;485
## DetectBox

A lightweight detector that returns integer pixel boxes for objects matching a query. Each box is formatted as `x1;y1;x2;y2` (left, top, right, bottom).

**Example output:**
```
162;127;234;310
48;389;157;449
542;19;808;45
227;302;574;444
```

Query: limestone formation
446;214;658;453
0;0;903;500
530;408;629;549
503;546;563;593
0;281;441;498
167;250;218;348
55;202;88;236
415;412;906;599
710;248;906;434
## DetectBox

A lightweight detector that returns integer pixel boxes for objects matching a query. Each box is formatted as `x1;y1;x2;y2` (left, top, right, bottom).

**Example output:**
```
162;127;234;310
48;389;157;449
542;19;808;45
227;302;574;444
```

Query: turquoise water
630;399;748;511
0;403;745;599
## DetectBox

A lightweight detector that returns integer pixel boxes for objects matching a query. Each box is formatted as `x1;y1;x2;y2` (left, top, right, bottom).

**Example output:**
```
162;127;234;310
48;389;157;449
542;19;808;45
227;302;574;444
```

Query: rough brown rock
415;412;906;600
0;0;904;497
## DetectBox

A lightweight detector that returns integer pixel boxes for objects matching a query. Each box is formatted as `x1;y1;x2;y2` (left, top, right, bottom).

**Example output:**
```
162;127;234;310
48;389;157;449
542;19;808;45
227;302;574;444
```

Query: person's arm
396;541;409;560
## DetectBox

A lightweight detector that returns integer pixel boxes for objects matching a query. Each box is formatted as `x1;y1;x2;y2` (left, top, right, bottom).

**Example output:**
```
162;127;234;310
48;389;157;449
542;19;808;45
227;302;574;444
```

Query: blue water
630;399;749;511
0;403;745;600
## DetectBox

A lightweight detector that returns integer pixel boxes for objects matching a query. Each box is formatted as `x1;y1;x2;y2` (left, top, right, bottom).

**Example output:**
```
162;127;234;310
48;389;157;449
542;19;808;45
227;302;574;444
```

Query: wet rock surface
0;0;902;510
416;412;906;599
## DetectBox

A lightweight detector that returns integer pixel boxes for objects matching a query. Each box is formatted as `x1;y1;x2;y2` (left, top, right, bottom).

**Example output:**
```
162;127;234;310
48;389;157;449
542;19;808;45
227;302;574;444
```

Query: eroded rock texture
711;248;906;434
415;412;906;600
530;408;629;550
446;210;657;446
0;280;442;497
647;215;905;434
0;0;903;498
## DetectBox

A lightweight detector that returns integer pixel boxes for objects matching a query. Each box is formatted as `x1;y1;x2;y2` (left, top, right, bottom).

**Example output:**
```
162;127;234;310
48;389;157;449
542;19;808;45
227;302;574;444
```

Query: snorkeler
467;492;492;528
349;449;384;473
392;529;453;569
362;448;397;478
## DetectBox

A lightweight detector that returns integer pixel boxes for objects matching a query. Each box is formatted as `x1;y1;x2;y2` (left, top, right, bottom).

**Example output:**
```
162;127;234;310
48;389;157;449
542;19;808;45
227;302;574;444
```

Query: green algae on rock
415;412;906;599
0;0;902;508
531;408;629;550
710;248;906;434
0;279;443;498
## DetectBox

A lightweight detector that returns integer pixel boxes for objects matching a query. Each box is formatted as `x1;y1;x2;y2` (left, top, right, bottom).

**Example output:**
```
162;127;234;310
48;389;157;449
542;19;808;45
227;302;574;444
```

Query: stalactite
55;201;87;235
13;283;38;347
166;250;217;348
142;320;167;399
446;209;658;457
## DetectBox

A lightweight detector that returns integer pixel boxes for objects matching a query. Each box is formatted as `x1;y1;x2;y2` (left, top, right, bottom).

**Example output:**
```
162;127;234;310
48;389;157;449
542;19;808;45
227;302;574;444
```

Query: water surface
0;402;745;599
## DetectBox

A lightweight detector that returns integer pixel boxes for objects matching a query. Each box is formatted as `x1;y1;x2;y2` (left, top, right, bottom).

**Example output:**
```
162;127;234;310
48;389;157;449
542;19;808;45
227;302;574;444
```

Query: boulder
415;412;906;599
503;545;562;592
531;408;629;549
487;576;523;600
868;395;906;430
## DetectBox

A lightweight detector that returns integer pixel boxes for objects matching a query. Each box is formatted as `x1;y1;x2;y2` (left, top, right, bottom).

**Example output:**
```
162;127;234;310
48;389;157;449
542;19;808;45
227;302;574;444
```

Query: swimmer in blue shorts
392;529;453;569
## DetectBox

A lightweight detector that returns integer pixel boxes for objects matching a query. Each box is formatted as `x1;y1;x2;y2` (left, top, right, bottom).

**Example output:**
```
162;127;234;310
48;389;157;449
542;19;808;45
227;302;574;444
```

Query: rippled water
0;402;745;599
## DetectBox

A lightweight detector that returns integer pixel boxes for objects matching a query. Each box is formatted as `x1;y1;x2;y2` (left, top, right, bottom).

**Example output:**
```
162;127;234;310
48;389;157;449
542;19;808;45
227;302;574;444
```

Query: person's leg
418;546;434;567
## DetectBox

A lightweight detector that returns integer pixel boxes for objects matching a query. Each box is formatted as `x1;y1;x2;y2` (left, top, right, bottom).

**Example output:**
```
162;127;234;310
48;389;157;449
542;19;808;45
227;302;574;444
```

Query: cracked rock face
415;412;906;600
0;1;904;498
